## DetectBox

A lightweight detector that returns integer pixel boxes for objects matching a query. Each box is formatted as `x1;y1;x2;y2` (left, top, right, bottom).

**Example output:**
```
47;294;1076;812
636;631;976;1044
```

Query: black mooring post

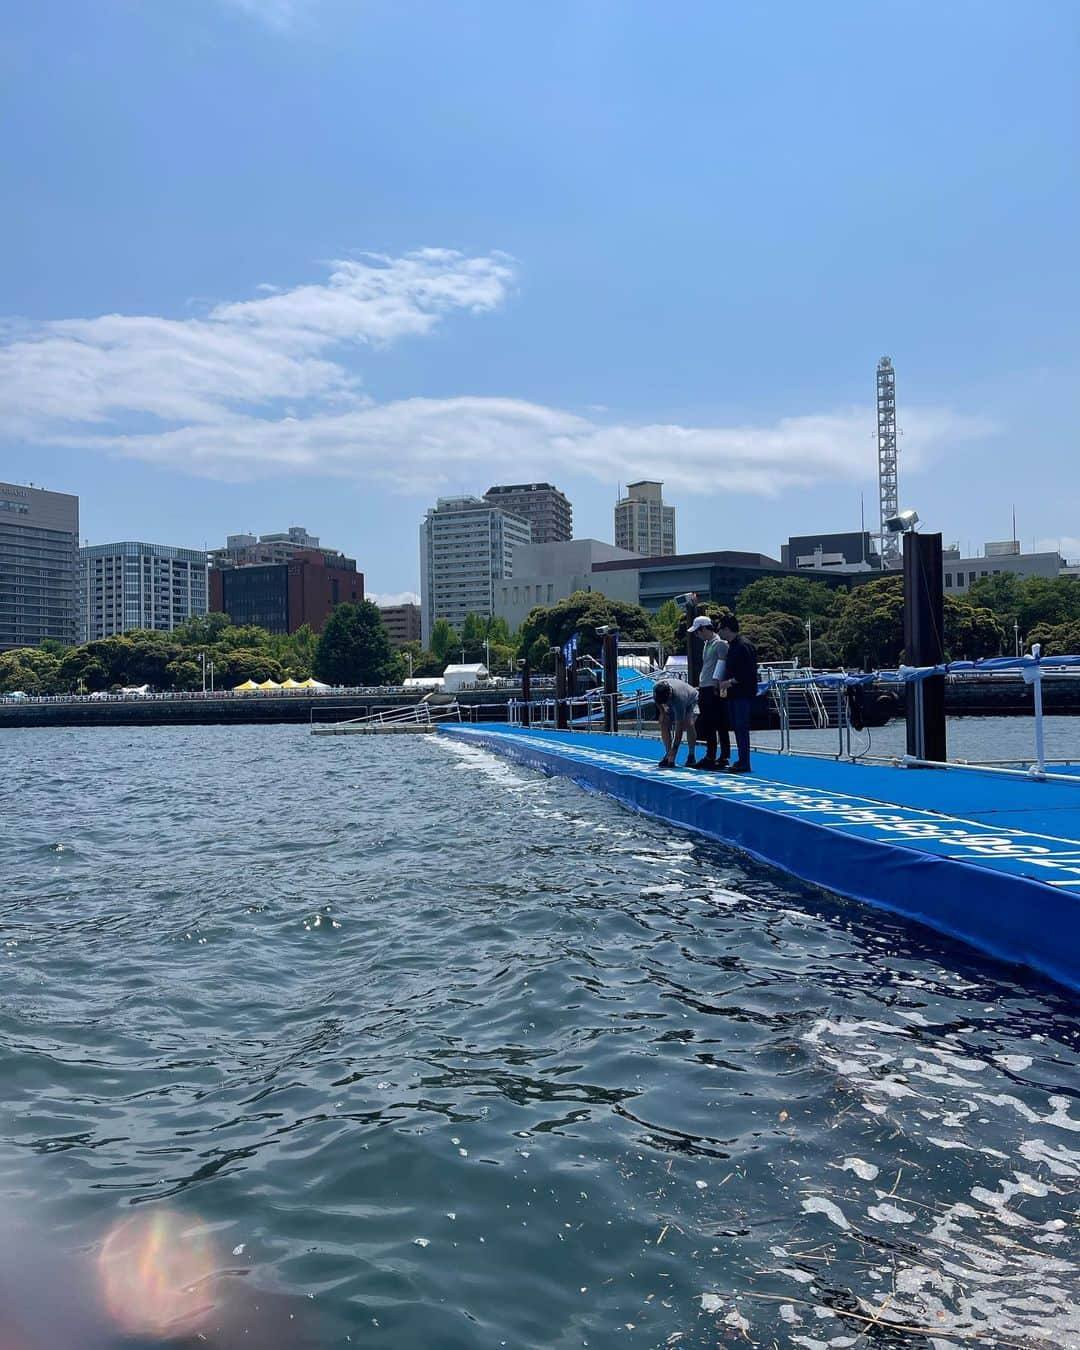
683;594;702;686
520;661;531;728
553;648;569;731
903;531;946;762
602;630;619;734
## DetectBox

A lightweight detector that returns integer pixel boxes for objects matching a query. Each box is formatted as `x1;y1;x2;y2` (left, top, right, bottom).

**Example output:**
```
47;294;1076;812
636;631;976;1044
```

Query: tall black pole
903;531;946;761
602;630;619;734
683;593;702;686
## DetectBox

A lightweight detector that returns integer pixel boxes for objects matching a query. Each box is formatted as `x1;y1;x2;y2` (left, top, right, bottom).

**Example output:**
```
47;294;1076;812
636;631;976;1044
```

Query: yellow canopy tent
233;679;259;691
280;677;304;689
257;679;282;690
299;677;331;690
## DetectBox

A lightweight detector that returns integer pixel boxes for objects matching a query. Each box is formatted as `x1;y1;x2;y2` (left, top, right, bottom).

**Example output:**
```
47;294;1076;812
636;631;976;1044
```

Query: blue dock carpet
441;725;1080;996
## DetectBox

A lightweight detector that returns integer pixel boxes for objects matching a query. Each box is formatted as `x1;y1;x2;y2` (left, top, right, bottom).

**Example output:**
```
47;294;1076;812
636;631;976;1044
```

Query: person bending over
652;678;700;769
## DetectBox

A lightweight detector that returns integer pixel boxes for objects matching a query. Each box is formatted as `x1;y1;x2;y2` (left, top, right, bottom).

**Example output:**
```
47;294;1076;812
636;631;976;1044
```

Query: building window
944;573;952;587
968;572;976;584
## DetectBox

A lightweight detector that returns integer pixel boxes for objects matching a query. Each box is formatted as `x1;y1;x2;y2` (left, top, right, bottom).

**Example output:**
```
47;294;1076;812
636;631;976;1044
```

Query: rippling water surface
2;724;1078;1348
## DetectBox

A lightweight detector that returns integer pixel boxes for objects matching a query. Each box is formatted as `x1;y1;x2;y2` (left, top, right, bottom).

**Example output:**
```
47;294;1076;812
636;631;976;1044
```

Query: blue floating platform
440;725;1080;995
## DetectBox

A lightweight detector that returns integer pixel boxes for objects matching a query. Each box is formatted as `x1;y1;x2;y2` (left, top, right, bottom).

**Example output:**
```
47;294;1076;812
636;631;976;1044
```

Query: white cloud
217;0;310;29
49;396;989;497
368;591;421;607
0;249;515;436
1;246;990;499
1036;537;1080;563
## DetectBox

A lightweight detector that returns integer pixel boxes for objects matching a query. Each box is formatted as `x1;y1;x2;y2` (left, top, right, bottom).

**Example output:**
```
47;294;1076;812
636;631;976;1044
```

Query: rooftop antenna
1012;504;1017;549
876;356;901;569
860;492;866;562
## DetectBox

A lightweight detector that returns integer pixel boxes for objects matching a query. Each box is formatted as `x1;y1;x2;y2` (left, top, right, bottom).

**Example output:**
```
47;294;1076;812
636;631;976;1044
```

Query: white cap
688;615;714;632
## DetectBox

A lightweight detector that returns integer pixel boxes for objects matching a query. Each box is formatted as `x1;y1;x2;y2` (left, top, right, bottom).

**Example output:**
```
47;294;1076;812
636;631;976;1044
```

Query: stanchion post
520;661;531;728
553;648;569;731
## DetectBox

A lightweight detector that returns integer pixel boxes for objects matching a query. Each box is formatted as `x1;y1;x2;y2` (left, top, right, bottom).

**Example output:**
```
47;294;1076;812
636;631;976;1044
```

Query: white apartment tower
80;542;209;641
420;497;532;647
614;481;676;557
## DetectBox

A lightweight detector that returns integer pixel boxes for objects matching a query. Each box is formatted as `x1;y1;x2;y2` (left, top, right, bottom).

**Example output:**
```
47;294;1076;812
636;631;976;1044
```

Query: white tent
442;663;489;693
300;678;331;691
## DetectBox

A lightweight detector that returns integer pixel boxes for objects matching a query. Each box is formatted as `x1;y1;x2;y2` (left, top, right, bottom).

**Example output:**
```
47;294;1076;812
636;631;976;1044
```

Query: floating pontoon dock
440;725;1080;995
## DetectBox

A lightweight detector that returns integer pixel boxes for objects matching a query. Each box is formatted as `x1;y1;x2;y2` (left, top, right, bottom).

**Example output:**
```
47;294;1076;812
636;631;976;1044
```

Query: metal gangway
311;696;463;735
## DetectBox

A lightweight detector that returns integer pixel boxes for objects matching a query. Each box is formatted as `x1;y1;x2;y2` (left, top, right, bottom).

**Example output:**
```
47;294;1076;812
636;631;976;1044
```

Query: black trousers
695;686;730;763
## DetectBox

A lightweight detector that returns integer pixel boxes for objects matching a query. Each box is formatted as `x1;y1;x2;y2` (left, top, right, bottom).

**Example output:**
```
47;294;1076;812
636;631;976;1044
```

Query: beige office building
0;481;80;650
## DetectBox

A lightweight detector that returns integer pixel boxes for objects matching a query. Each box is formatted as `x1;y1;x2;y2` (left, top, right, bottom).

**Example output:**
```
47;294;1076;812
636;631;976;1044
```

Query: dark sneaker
713;759;730;771
683;757;704;769
657;756;675;768
691;758;716;771
726;762;751;774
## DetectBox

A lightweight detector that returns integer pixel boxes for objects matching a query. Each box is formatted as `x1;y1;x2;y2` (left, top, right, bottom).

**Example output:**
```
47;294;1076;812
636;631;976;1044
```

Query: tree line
1;571;1076;695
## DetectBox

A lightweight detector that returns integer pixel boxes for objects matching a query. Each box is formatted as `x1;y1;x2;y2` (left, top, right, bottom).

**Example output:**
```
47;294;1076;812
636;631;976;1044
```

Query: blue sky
2;0;1077;602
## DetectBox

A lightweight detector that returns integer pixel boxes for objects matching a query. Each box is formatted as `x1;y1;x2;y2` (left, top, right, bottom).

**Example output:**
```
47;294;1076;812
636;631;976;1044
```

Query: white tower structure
876;356;900;569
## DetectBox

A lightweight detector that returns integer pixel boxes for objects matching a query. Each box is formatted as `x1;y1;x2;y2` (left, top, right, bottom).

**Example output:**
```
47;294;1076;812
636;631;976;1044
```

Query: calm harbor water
2;719;1078;1348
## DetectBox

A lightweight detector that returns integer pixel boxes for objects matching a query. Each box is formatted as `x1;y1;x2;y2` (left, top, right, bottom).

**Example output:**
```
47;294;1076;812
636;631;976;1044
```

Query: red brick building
209;550;364;634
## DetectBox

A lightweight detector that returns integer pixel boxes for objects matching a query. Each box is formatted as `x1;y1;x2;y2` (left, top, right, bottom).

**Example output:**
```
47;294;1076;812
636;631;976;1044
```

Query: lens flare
98;1208;218;1338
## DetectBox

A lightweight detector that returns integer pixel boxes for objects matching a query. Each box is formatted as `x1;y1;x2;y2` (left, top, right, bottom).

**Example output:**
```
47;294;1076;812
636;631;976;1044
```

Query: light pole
208;660;215;693
484;638;490;671
1014;620;1020;658
805;618;813;668
405;650;414;680
199;651;207;693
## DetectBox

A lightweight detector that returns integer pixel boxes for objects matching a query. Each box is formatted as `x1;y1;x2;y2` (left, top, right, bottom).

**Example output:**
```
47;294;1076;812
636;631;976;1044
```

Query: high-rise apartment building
80;542;209;641
0;481;79;651
209;526;355;571
420;496;532;647
614;481;676;557
483;483;572;545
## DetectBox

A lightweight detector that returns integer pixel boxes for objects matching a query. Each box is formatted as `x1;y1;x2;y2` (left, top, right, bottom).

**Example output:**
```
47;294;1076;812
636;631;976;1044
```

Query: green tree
174;612;233;646
965;573;1023;628
314;601;396;686
829;576;907;668
165;658;203;691
517;590;656;670
651;599;683;651
737;576;841;621
1016;576;1080;633
943;597;1006;660
0;648;63;694
429;619;459;663
1027;619;1080;656
215;649;285;686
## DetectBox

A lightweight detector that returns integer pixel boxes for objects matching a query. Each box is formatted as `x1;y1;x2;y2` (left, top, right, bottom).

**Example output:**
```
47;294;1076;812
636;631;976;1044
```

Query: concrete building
0;481;79;651
210;526;356;571
614;481;676;557
591;549;861;613
80;542;208;641
942;543;1066;595
379;602;422;647
483;483;572;545
209;551;363;634
494;539;639;631
420;496;532;647
780;531;881;572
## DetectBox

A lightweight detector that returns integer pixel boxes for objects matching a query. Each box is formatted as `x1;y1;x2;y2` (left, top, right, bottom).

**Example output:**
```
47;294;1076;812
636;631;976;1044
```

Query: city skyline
2;2;1078;600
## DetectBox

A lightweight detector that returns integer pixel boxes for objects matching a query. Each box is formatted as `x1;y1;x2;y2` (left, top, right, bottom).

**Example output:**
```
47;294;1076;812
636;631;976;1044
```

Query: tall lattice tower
876;356;900;569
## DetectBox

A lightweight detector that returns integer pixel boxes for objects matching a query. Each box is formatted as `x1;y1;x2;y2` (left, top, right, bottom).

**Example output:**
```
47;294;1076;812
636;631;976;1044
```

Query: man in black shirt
716;614;758;774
